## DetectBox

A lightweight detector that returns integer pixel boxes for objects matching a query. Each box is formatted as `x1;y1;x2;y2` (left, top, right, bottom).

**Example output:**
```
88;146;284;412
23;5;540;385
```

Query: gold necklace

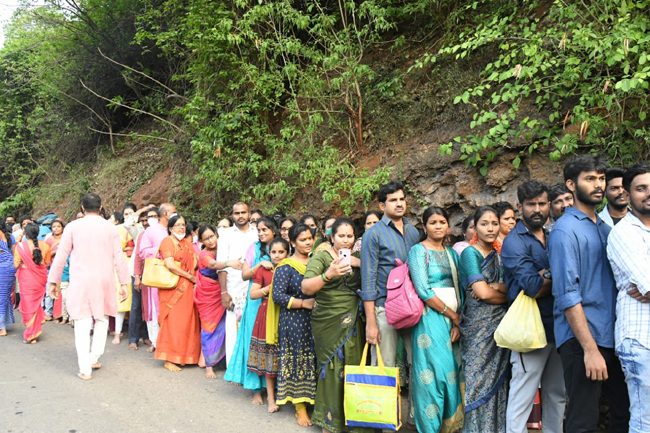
475;242;492;257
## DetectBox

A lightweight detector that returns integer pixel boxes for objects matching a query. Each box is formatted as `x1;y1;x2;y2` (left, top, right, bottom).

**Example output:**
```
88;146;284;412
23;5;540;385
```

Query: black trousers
558;338;630;433
128;276;148;344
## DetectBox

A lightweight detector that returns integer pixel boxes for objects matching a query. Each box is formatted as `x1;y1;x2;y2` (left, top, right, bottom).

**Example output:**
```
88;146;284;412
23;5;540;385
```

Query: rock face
306;126;566;235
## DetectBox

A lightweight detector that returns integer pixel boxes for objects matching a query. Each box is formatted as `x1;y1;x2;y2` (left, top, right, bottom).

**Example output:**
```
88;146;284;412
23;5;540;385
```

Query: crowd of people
0;154;648;433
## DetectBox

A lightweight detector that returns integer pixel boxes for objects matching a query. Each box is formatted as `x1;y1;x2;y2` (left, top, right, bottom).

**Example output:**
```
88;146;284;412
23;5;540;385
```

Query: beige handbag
142;243;181;289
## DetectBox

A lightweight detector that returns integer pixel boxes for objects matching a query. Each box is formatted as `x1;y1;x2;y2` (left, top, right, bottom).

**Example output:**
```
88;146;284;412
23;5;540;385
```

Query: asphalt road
1;311;318;433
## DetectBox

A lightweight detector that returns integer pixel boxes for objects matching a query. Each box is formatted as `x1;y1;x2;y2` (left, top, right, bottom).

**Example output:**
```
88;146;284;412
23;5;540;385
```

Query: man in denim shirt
548;155;629;432
360;180;420;428
502;180;565;433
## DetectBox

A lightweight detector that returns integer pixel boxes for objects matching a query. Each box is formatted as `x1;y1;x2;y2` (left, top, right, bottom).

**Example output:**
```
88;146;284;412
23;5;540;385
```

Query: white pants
506;343;566;433
146;300;159;347
60;281;70;320
74;315;109;376
225;309;237;366
114;311;126;335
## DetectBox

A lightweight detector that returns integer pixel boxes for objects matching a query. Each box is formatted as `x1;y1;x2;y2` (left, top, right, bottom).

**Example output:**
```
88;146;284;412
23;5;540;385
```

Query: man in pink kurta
134;203;176;350
48;193;130;380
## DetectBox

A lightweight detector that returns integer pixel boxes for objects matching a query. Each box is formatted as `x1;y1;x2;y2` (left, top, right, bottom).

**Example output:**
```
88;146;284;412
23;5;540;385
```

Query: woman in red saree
155;215;201;372
14;223;51;343
193;225;241;379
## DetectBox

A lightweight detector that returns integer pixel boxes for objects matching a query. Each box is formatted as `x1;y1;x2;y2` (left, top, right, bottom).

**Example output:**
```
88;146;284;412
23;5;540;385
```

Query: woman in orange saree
14;223;51;343
46;219;66;322
155;215;201;372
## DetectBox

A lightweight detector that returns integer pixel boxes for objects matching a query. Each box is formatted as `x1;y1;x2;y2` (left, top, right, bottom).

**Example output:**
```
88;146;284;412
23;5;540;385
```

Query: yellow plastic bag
494;291;547;353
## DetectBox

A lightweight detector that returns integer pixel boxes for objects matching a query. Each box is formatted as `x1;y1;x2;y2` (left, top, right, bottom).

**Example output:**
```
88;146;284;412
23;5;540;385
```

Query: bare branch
97;48;189;102
79;79;182;132
87;127;173;143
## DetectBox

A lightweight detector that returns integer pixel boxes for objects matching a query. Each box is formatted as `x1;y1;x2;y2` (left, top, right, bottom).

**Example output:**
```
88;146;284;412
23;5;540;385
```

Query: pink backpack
385;252;425;329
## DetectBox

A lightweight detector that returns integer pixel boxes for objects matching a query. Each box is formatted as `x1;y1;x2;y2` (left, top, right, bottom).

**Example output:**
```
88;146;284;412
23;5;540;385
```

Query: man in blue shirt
502;180;565;433
360;180;420;428
548;155;629;432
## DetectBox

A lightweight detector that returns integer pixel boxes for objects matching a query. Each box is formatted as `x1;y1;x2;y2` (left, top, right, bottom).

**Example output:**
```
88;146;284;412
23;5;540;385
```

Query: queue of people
0;154;649;433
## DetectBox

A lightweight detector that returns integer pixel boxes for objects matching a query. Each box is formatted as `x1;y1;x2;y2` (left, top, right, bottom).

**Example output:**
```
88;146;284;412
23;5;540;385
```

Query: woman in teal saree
459;206;509;433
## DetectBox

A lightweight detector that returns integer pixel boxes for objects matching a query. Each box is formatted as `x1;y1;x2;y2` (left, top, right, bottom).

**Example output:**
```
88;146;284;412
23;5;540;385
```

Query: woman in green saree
302;218;372;433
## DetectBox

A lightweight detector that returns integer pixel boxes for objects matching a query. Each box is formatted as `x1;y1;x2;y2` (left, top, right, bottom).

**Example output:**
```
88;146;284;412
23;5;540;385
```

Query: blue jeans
128;277;148;344
43;292;54;316
617;338;650;433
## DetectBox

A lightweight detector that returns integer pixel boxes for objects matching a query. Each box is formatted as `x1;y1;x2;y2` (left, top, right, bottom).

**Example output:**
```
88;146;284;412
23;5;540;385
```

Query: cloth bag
494;290;547;352
344;343;402;431
142;243;180;290
385;254;424;329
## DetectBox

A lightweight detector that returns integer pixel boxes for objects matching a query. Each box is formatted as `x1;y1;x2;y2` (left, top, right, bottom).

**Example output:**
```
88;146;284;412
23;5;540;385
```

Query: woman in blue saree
459;206;509;433
408;207;465;433
224;217;278;404
0;220;15;337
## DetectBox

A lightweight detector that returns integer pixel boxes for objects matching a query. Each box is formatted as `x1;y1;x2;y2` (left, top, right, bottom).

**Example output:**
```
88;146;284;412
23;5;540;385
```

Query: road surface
1;311;317;433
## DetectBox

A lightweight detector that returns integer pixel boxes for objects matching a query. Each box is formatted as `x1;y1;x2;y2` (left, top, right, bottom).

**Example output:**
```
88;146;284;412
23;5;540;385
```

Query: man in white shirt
606;163;650;433
599;167;629;227
217;202;258;365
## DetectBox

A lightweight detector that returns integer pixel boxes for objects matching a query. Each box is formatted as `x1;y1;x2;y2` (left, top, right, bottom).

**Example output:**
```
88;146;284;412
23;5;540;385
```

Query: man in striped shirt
607;163;650;433
360;179;420;429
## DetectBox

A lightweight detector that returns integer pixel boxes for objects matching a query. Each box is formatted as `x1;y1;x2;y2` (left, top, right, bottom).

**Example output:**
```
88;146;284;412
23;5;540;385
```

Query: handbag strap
359;343;385;375
445;247;462;308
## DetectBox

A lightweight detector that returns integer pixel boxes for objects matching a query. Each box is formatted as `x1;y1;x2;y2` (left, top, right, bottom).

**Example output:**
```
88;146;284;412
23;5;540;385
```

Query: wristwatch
543;269;552;280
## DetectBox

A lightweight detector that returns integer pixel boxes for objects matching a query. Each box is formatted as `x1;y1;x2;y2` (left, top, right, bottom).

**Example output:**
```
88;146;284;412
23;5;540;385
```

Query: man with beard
217;202;257;365
546;183;574;231
502;180;566;433
599;167;629;227
606;163;650;433
548;155;630;433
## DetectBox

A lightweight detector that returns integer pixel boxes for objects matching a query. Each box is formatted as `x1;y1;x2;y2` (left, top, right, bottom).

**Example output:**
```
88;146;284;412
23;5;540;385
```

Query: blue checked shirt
360;215;420;307
606;212;650;351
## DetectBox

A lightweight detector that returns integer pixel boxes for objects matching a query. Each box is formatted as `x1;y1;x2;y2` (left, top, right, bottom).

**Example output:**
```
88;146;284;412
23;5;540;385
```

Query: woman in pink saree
14;223;51;343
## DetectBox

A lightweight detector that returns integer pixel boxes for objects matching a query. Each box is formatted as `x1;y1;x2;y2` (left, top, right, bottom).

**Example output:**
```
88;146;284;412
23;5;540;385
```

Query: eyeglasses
201;234;217;242
280;227;291;232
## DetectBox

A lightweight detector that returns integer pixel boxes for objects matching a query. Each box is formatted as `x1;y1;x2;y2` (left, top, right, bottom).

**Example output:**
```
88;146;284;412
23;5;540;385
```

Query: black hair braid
25;223;43;266
0;219;11;249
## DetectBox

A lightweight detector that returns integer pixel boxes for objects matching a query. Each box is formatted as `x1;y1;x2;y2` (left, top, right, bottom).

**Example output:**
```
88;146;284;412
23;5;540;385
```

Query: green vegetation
418;0;650;174
1;0;649;216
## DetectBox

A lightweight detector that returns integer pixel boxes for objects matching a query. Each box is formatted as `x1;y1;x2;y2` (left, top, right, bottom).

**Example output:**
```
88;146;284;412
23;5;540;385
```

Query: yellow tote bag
344;343;402;431
142;243;180;290
494;291;547;352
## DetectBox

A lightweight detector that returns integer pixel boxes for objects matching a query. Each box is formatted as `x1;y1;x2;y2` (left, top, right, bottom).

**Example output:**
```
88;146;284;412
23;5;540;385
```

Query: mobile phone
339;248;351;272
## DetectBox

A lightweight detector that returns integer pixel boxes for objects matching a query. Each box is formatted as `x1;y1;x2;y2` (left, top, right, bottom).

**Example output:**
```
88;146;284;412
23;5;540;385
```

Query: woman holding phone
302;218;371;433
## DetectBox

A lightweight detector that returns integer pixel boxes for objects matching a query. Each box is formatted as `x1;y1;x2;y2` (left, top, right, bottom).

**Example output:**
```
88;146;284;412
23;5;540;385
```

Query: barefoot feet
91;362;102;370
111;333;121;345
268;399;280;413
22;339;37;344
205;367;217;379
296;408;312;427
0;329;7;337
252;392;264;405
146;345;155;353
128;342;138;350
77;373;92;380
164;361;182;372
